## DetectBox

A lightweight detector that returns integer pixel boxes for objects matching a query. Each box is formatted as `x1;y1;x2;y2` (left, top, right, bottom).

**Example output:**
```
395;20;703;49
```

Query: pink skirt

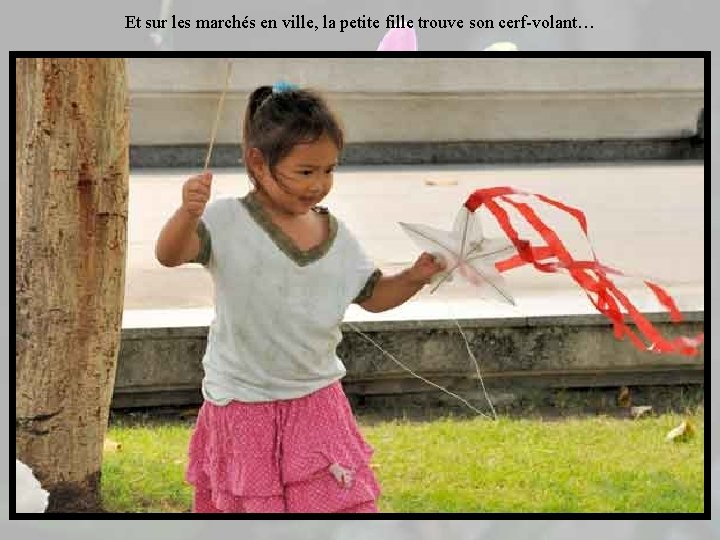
185;381;381;513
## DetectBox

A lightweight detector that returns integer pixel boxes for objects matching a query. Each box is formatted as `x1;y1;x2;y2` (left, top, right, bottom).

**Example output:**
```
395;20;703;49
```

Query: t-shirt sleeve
190;219;212;266
188;199;229;268
353;268;382;304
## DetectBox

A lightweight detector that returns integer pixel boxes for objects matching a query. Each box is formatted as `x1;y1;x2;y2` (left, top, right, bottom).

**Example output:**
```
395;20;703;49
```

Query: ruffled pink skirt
185;381;381;513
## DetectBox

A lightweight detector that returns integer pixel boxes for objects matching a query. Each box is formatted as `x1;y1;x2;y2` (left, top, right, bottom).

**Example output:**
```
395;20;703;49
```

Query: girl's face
251;135;338;216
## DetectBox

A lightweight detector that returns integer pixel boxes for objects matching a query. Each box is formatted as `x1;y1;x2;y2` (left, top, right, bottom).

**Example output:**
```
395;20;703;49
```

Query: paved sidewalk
124;162;704;327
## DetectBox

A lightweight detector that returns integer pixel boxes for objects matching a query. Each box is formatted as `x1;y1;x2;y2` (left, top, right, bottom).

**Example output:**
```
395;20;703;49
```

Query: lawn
101;409;704;513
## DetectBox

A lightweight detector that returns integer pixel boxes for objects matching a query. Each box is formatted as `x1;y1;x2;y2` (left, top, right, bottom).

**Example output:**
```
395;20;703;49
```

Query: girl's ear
246;148;268;181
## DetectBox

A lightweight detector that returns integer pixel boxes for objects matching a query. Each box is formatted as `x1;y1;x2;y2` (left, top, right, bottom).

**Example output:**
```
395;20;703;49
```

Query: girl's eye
300;170;313;176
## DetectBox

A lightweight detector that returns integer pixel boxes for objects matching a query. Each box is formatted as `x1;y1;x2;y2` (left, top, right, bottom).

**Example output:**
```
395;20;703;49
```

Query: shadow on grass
109;384;703;428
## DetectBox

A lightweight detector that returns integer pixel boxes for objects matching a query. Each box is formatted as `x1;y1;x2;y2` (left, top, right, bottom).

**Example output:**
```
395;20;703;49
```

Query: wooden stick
204;60;233;171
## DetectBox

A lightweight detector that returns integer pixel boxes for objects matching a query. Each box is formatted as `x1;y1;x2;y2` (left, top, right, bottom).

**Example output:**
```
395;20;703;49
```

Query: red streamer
465;187;704;357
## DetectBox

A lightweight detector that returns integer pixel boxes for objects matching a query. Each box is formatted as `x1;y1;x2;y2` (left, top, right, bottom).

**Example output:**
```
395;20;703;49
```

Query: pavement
122;162;705;328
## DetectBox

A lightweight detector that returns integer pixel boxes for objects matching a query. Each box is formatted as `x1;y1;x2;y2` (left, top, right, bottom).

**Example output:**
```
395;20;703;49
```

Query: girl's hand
405;252;447;286
181;172;212;218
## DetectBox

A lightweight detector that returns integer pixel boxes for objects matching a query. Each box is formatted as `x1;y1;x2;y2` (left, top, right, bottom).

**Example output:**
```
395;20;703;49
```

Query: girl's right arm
155;172;212;267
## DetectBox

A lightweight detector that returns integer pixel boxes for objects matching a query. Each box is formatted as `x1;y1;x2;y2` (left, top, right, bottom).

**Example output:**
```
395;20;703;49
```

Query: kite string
346;211;502;419
451;317;498;421
203;60;233;171
346;319;497;420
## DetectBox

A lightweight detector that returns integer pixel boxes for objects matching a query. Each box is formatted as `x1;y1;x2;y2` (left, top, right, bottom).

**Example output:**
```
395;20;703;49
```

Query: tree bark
16;58;129;512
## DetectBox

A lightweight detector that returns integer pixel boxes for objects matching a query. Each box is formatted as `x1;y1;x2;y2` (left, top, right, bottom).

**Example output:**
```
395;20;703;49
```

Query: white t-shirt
194;193;380;404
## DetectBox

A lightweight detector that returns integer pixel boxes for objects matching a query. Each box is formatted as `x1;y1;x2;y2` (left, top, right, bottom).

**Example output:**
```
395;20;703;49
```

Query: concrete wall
128;58;704;146
112;312;704;409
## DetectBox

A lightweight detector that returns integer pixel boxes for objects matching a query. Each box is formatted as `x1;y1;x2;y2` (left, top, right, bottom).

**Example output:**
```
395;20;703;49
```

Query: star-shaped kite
401;185;703;357
399;206;518;305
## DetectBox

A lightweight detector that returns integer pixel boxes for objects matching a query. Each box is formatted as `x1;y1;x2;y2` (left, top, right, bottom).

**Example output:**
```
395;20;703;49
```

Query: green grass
101;410;704;513
101;423;193;513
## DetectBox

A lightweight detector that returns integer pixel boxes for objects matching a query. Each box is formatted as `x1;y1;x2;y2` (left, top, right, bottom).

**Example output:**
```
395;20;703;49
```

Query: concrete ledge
112;311;704;409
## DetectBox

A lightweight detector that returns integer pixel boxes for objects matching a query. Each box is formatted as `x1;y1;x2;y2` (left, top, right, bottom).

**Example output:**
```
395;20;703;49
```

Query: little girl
155;82;445;513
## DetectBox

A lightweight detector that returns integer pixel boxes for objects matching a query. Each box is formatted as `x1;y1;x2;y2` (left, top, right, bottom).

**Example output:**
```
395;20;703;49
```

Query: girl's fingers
187;188;210;199
185;197;209;206
186;174;212;191
419;252;445;269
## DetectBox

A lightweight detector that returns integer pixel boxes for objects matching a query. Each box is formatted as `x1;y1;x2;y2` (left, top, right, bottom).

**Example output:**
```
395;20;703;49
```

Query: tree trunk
16;58;129;512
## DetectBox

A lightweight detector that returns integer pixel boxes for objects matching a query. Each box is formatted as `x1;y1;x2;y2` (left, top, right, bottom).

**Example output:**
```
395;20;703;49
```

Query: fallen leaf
104;439;122;453
665;419;695;442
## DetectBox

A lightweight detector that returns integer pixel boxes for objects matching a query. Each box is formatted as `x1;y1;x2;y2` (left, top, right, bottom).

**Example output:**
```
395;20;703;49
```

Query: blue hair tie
272;80;298;94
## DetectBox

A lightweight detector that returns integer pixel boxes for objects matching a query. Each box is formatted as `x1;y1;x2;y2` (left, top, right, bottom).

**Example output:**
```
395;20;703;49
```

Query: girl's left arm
359;253;445;313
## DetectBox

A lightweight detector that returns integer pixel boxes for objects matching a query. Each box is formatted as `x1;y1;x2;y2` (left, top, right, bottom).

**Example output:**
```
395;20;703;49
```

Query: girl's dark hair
242;85;344;178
